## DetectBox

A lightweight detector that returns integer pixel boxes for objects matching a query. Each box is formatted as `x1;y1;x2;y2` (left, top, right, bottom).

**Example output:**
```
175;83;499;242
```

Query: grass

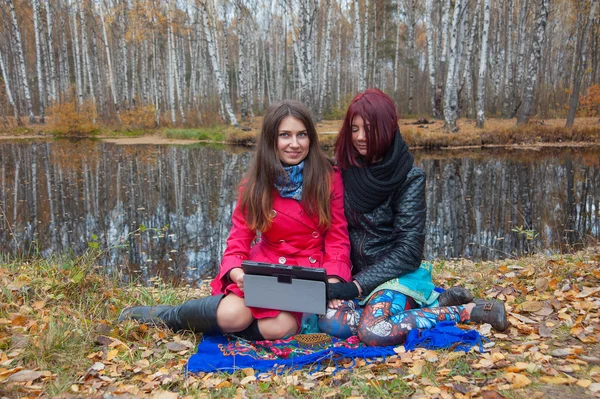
1;247;599;397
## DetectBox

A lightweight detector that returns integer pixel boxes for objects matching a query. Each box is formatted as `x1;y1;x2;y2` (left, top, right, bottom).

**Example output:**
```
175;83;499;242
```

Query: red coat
211;169;352;321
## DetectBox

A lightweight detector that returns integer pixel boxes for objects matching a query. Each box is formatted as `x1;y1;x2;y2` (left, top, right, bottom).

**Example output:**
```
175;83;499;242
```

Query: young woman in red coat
119;100;351;341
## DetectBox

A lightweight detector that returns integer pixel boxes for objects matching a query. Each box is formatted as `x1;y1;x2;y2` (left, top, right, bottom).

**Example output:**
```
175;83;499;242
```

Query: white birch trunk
407;0;416;114
0;47;22;125
502;0;515;116
44;0;57;103
167;16;177;125
461;0;480;118
443;0;464;132
58;8;69;98
7;0;35;123
476;0;492;128
99;3;118;115
317;0;332;121
491;0;504;112
566;0;598;127
362;0;369;87
354;0;365;91
32;0;46;122
78;1;95;104
425;0;438;117
71;11;83;105
393;0;402;93
237;3;248;120
287;0;309;104
510;0;529;117
201;0;237;125
517;0;550;125
441;0;451;63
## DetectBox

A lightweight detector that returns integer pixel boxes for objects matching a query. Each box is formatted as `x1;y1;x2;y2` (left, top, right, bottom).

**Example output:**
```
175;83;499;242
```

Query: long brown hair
240;100;333;232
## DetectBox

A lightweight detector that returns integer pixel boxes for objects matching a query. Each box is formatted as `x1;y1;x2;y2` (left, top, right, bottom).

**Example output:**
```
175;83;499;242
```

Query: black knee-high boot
118;294;225;334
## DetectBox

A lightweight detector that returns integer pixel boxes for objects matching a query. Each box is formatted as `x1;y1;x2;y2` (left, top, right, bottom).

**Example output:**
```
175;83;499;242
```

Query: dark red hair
335;88;399;168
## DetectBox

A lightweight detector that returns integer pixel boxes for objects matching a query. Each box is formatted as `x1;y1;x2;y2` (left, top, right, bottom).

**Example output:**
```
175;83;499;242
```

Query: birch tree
443;0;466;132
33;0;45;122
425;0;439;117
566;0;598;127
517;0;550;126
44;0;57;103
509;0;529;117
0;46;22;125
200;0;238;126
476;0;492;128
6;0;35;123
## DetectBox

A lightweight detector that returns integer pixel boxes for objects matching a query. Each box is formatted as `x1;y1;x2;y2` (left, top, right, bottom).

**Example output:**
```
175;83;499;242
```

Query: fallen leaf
519;301;543;312
504;372;531;388
577;379;592;388
535;278;549;292
7;370;44;382
11;315;27;327
539;375;577;385
550;348;572;357
165;342;188;352
576;287;600;298
106;349;119;361
481;391;506;399
151;391;179;399
589;383;600;393
240;375;256;385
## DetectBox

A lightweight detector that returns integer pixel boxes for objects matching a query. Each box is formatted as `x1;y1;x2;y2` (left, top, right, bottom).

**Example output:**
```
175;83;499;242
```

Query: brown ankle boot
438;287;474;306
469;299;508;331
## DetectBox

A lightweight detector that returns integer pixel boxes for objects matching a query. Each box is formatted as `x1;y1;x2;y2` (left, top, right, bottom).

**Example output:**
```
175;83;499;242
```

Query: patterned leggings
319;289;471;346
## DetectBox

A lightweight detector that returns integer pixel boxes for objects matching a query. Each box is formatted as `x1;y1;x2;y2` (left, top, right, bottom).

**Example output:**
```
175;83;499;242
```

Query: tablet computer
241;260;328;315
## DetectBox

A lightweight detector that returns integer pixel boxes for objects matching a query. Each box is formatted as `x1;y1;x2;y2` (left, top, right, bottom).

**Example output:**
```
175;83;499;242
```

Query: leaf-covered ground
1;248;599;399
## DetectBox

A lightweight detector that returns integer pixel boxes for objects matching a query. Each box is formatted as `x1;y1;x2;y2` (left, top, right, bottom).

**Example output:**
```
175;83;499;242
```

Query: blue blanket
186;334;396;373
186;322;485;374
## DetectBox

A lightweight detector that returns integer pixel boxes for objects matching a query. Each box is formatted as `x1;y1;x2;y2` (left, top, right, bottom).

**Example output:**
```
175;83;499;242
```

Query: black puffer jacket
345;166;426;294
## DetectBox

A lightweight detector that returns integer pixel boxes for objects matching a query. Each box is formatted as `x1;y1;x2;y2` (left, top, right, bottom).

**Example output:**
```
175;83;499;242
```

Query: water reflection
0;140;598;284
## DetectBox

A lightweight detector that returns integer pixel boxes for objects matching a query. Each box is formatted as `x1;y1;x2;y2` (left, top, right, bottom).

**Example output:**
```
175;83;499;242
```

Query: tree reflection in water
0;141;598;285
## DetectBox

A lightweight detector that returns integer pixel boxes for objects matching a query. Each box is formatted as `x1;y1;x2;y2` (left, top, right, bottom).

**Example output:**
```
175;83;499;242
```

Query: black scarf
343;131;414;213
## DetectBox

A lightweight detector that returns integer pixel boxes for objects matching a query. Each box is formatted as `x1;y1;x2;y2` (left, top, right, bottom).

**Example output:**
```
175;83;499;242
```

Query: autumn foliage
48;99;98;136
119;105;157;130
579;84;600;117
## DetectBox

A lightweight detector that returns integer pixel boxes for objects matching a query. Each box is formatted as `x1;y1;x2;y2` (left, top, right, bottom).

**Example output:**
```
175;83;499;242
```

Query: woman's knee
258;312;298;340
318;302;361;338
216;294;253;332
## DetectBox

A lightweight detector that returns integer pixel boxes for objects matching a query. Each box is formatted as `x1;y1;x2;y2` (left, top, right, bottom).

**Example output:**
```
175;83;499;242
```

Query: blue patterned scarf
274;161;304;201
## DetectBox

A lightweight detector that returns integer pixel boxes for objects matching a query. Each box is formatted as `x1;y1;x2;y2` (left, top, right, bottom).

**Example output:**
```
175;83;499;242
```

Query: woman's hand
229;268;245;292
328;299;344;309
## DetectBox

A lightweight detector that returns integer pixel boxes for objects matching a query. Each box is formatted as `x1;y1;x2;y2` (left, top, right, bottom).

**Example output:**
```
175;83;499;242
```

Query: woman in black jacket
319;88;508;346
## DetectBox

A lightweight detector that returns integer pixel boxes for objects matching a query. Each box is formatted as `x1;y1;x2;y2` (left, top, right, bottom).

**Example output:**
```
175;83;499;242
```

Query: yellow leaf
106;349;119;361
409;360;425;376
216;380;231;389
241;368;254;377
539;376;576;385
570;326;584;335
577;379;592;388
424;386;441;394
505;372;532;388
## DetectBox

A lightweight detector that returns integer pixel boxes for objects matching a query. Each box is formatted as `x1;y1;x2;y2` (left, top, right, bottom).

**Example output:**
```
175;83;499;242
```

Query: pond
0;139;598;285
